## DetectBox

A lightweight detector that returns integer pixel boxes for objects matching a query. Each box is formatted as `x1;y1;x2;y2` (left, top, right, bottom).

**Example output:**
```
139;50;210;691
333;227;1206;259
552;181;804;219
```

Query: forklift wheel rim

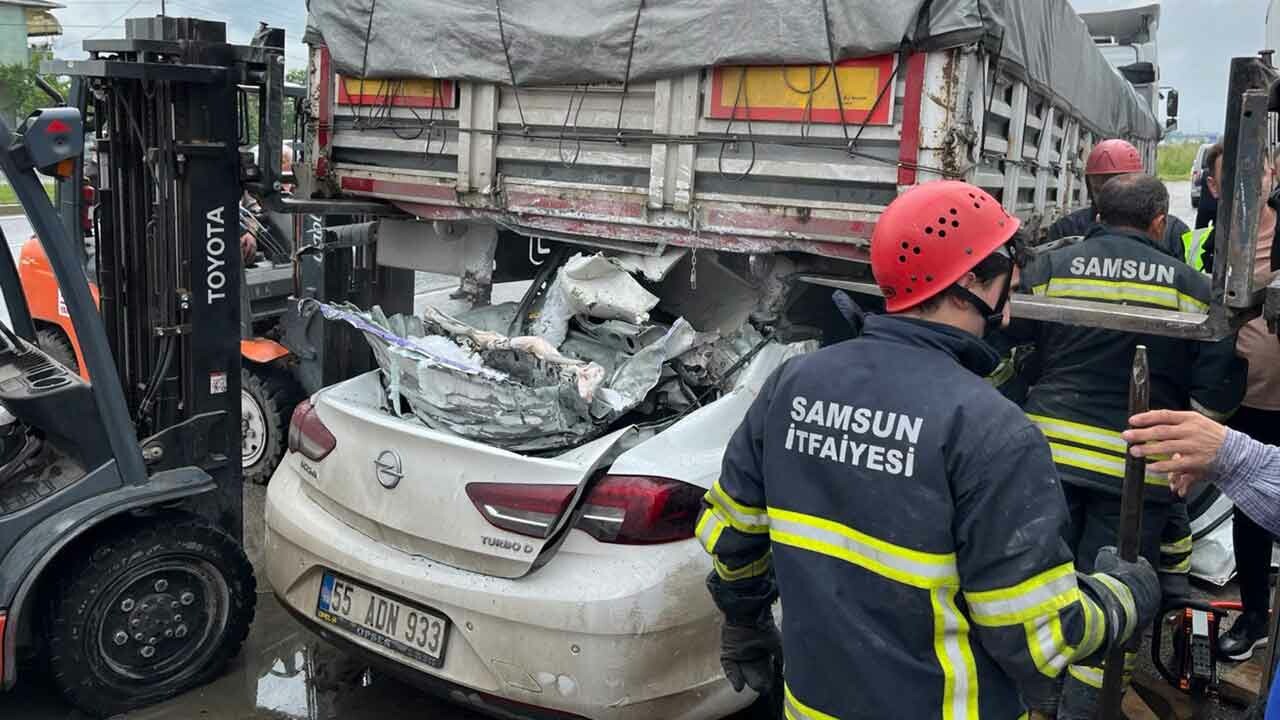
241;388;268;468
91;557;230;684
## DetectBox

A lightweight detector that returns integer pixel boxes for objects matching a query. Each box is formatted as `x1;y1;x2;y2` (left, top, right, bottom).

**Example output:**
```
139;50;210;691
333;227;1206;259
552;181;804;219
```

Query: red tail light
575;475;704;545
0;611;6;682
466;483;576;539
287;399;336;461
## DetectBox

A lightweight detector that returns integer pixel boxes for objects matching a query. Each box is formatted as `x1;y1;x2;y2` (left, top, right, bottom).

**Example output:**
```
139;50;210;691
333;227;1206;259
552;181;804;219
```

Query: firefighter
1048;139;1191;262
1010;174;1246;717
698;180;1160;719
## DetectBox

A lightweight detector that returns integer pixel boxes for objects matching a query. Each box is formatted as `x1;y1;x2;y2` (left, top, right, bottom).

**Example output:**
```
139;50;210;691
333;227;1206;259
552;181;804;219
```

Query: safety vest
1181;224;1213;272
699;315;1111;719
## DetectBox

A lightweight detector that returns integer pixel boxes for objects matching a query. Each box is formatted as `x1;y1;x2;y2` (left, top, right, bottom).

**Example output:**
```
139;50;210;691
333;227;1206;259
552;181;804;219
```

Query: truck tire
35;327;78;373
45;513;256;716
241;365;300;486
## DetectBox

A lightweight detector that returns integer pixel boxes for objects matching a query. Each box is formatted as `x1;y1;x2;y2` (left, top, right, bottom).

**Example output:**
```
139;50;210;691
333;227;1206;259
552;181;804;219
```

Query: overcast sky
35;0;1275;135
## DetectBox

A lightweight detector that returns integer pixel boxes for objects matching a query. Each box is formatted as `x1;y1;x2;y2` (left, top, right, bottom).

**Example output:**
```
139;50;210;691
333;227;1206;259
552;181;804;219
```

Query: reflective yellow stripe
695;509;728;552
783;684;839;720
713;551;772;582
1024;613;1074;677
1079;594;1107;657
1048;442;1168;487
705;482;769;534
1029;414;1127;454
1069;664;1105;689
1093;573;1137;640
933;586;979;720
1161;555;1191;574
1045;277;1208;313
988;357;1016;387
1032;283;1049;295
1161;535;1193;555
767;507;959;589
965;563;1080;626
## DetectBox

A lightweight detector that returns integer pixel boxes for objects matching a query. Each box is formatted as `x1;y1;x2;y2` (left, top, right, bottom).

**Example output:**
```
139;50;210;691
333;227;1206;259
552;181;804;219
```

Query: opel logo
373;449;403;489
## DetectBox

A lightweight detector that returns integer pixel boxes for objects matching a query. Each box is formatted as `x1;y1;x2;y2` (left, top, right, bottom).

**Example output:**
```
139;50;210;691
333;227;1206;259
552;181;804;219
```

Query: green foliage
0;46;71;126
242;67;307;149
0;181;53;206
1156;142;1202;181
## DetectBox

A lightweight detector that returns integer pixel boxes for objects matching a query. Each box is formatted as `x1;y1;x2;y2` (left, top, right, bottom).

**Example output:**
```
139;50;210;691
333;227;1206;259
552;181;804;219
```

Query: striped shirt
1212;429;1280;537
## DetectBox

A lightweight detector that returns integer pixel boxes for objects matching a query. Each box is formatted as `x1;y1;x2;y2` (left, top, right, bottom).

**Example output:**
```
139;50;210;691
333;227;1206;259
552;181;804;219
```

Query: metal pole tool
1100;345;1150;719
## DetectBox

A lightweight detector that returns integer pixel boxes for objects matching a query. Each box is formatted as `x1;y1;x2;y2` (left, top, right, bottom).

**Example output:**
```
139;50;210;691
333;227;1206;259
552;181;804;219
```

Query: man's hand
1122;410;1228;497
240;231;257;263
720;618;781;695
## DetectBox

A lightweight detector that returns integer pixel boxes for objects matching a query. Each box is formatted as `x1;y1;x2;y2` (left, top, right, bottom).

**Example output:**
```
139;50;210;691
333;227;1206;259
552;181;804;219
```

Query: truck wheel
241;366;300;485
35;328;78;373
45;513;256;716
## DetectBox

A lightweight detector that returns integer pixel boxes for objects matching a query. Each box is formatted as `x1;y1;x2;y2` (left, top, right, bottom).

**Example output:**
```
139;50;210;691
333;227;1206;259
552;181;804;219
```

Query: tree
0;46;70;127
242;67;307;148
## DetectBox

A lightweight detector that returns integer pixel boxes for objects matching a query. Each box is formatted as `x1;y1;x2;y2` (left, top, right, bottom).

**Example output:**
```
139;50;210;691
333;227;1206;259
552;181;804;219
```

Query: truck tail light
575;475;704;545
287;399;336;461
465;483;576;539
0;611;7;682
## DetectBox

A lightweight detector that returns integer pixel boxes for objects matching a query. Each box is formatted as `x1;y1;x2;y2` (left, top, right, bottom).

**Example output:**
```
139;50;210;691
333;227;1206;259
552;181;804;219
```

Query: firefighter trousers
1057;484;1174;719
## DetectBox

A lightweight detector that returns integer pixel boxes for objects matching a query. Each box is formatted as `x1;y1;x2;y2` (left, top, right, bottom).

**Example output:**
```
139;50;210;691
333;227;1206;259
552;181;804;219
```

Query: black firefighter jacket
1048;205;1191;264
1013;226;1246;502
698;315;1117;720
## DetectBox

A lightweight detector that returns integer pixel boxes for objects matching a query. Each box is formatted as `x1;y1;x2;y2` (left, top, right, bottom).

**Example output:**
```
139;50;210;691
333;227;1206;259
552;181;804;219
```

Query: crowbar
1100;345;1150;719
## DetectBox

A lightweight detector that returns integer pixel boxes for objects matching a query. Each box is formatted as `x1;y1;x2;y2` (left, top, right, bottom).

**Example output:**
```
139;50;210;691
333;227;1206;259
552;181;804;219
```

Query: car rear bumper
264;465;750;720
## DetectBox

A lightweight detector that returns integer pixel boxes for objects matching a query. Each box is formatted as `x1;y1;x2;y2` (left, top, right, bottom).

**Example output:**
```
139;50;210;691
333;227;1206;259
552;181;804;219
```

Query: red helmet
871;181;1021;313
1086;139;1144;176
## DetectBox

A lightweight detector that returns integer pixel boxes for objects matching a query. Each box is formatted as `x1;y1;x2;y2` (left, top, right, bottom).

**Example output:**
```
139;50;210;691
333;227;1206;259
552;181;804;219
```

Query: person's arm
1126;410;1280;536
698;369;777;620
1187;282;1247;422
698;368;783;694
1208;429;1280;537
955;423;1157;708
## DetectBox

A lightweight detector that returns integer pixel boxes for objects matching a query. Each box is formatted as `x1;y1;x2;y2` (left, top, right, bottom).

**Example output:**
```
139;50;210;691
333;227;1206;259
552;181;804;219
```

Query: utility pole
160;0;166;16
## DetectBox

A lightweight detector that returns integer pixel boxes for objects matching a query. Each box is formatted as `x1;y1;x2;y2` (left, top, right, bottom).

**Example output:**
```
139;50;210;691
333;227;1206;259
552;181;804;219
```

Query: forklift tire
45;512;256;716
35;327;78;373
241;365;300;486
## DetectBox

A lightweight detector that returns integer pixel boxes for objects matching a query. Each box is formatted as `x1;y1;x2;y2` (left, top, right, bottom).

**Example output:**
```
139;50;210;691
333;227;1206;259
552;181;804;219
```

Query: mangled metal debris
318;249;772;452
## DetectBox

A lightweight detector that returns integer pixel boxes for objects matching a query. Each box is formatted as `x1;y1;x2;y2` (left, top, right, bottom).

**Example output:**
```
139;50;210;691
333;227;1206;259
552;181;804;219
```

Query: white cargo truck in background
299;1;1169;262
1079;3;1178;168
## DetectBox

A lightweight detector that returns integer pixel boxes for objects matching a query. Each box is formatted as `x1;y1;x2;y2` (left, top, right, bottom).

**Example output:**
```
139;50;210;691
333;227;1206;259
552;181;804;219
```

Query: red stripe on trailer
338;175;457;203
392;201;870;263
503;189;646;219
897;53;927;186
315;46;333;179
703;205;874;242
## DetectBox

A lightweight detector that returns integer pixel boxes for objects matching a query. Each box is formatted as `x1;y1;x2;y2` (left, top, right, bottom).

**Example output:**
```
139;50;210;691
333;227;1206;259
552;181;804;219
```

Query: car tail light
287;399;336;461
575;475;704;545
466;483;576;539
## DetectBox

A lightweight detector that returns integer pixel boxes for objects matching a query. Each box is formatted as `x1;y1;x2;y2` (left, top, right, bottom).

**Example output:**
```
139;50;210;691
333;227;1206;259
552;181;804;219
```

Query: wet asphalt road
0;182;1256;720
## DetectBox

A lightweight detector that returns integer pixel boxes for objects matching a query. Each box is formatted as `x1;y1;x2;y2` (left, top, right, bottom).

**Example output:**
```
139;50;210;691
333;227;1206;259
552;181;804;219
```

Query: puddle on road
9;593;485;720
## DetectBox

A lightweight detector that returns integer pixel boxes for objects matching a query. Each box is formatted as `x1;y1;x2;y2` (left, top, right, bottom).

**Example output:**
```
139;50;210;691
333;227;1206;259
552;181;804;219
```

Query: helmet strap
948;262;1015;336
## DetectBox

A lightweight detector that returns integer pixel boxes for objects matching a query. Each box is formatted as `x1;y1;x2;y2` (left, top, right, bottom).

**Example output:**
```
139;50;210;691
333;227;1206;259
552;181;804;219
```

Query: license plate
316;572;450;668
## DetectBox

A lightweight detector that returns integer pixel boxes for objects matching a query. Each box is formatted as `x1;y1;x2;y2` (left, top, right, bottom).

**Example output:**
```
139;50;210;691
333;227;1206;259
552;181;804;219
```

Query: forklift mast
43;17;288;535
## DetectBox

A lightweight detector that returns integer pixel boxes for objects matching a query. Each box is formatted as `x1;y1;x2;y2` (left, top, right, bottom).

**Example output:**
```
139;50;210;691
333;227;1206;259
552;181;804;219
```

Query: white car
264;283;798;719
1191;142;1213;209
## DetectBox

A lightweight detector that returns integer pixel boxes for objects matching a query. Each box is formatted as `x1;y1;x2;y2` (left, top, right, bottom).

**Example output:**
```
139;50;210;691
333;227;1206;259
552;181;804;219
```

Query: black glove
1091;546;1161;646
1159;571;1193;608
720;617;782;695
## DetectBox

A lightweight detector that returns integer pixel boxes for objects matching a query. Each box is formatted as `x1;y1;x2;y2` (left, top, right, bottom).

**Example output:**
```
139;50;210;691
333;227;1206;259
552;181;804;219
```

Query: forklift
0;17;275;716
0;16;412;715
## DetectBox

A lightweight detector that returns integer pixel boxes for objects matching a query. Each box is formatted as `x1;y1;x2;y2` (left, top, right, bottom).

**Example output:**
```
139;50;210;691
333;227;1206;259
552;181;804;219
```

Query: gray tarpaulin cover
306;0;1158;140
